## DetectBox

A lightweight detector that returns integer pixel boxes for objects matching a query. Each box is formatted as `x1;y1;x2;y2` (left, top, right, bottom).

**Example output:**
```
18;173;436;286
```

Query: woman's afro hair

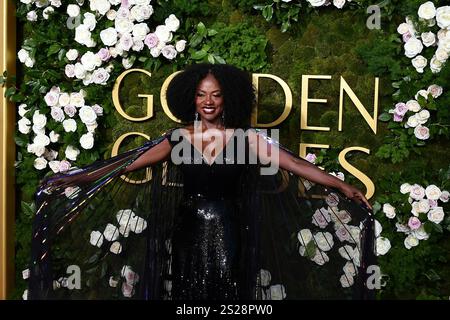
166;63;256;128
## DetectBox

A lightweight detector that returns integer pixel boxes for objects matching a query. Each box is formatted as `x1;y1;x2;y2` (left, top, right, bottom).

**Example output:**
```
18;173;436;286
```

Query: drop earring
194;111;200;128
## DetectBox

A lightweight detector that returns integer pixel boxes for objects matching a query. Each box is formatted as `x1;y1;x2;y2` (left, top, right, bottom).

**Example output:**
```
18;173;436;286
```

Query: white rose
439;36;450;52
92;68;110;85
412;225;430;241
417;199;430;213
333;0;346;9
65;145;80;161
376;237;391;256
313;232;334;252
400;183;412;194
132;23;150;42
44;90;59;107
33;157;48;170
50;0;61;7
427;84;443;98
75;24;92;46
86;121;98;133
103;223;120;242
404;38;423;58
418;1;436;20
122;57;135;69
347;225;361;245
79;106;97;125
406;99;421;112
109;276;119;287
260;269;271;287
64;105;77;118
62;119;77;132
24;57;35;68
406;115;420;128
106;9;117;20
297;229;313;246
90;0;111;15
32;125;45;136
436;47;449;63
374;220;382;237
67;4;80;17
395;222;411;234
436;6;450;29
440;190;449;202
311;249;329;265
115;18;134;34
43;6;55;20
131;39;144;52
427;207;444;224
18;104;29;117
338;245;355;260
80;51;102;72
161;45;177;60
329;208;351;224
48;160;60;173
135;0;151;5
307;0;327;7
118;33;134;51
154;25;172;43
33;134;50;147
26;11;38;22
90;230;104;247
312;207;331;228
411;201;420;217
44;149;58;161
430;56;443;73
100;27;118;46
50;107;65;122
410;184;426;200
421;32;436;47
397;23;411;35
83;12;97;31
425;185;442;200
267;284;286;300
175;39;187;52
74;63;87;80
343;261;357;276
150;47;161;58
414;125;430;140
130;216;147;234
165;14;180;32
340;274;354;288
411;55;427;73
404;234;419;249
18;49;30;63
416;109;430;123
18;117;31;134
58;160;71;172
80;132;94;149
65;64;76;78
110;241;122;254
49;130;60;143
382;203;396;219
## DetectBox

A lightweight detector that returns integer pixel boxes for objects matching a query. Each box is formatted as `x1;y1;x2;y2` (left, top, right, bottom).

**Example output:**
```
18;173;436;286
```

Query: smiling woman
28;63;375;300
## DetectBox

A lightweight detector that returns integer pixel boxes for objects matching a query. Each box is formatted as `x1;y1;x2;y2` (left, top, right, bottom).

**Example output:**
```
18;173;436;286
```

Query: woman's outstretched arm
248;130;372;209
123;138;172;173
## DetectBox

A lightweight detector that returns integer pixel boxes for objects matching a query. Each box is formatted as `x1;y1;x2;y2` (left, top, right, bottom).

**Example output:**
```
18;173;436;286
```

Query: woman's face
195;73;224;125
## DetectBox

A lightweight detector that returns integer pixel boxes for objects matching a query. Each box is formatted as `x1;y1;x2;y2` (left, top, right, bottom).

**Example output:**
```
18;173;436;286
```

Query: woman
28;63;375;300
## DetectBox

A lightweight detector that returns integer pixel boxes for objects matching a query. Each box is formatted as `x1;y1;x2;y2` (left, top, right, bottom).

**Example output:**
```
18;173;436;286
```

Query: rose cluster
398;2;450;74
389;84;443;140
382;183;448;249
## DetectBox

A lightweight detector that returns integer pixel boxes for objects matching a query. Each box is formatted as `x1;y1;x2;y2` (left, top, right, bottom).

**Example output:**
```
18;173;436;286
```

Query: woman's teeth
202;107;216;114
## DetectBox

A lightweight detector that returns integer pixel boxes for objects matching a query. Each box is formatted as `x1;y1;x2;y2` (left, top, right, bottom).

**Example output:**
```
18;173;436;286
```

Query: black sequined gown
168;130;247;300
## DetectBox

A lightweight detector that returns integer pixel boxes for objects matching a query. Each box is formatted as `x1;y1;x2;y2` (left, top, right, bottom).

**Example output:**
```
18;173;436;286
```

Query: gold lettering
251;73;293;127
339;76;379;134
300;75;332;131
338;147;375;199
112;69;154;121
111;132;152;184
160;71;183;123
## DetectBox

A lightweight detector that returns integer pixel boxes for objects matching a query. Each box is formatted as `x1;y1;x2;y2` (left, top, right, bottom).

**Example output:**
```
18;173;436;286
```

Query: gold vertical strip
0;0;16;300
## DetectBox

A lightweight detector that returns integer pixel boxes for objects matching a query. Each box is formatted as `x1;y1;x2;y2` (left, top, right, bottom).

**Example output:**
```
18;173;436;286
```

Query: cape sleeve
237;128;376;299
28;128;184;299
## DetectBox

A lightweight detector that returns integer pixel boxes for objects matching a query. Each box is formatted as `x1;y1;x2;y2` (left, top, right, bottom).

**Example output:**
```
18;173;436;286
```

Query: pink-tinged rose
59;160;71;172
97;48;111;61
410;184;425;200
92;104;104;116
393;112;404;122
121;282;134;298
305;153;317;163
439;191;449;203
144;33;159;49
50;107;65;122
335;225;351;242
428;199;438;208
326;193;339;206
408;216;421;230
427;84;443;98
64;105;77;118
312;208;331;228
121;0;131;9
402;31;412;42
45;91;60;107
414;125;430;140
394;102;408;116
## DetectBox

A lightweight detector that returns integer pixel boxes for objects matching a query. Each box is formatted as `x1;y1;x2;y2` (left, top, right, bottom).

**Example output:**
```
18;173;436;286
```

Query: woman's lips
202;106;216;114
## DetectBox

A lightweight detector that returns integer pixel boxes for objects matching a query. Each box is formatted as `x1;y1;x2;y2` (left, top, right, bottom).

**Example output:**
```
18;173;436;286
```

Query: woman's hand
338;183;372;210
